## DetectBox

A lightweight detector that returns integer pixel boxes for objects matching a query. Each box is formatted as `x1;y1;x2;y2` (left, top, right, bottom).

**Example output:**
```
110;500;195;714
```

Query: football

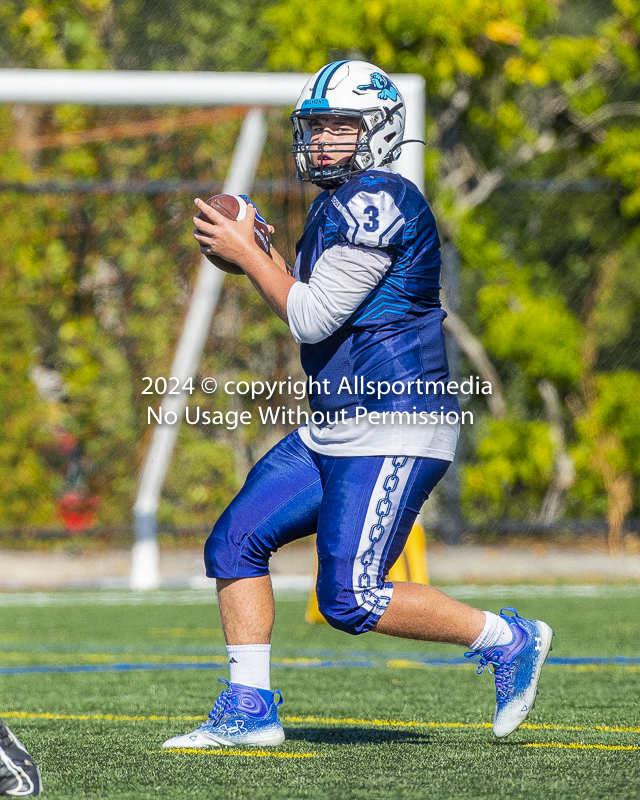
197;194;271;276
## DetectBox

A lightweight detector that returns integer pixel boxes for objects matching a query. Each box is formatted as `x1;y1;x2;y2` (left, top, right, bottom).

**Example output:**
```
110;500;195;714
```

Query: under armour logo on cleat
534;636;542;651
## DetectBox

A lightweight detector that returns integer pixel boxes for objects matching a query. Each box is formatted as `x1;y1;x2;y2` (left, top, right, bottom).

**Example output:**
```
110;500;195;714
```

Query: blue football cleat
466;607;554;738
162;679;285;749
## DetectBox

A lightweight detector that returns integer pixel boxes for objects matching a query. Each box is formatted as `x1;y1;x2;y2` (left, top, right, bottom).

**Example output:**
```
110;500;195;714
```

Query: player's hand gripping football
193;199;289;275
193;198;263;264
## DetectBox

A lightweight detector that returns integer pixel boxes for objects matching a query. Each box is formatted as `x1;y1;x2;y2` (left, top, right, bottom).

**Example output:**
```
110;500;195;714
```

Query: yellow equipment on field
305;520;429;624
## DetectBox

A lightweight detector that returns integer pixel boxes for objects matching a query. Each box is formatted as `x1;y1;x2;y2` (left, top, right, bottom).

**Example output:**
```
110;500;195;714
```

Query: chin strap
312;175;352;189
309;149;363;189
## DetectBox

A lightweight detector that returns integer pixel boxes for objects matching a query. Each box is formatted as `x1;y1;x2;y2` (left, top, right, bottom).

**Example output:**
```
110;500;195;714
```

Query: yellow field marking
386;659;431;670
282;714;490;730
148;628;222;638
4;711;640;737
516;722;640;734
568;664;640;673
504;742;640;752
281;715;640;736
0;653;228;665
159;748;316;759
2;712;206;722
0;654;345;667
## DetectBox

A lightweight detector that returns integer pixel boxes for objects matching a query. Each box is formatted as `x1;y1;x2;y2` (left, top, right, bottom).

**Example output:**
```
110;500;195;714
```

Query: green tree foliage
0;0;296;533
462;419;553;523
0;0;274;71
0;289;60;526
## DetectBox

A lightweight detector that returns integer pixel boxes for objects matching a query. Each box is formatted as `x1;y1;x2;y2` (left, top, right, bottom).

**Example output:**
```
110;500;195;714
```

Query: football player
165;60;553;749
0;716;41;797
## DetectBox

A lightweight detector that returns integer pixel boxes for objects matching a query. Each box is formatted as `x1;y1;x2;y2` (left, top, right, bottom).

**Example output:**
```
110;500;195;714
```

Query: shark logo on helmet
356;73;398;101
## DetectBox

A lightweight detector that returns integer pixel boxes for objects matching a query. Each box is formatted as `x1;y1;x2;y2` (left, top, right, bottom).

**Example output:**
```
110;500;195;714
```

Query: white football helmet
291;60;406;189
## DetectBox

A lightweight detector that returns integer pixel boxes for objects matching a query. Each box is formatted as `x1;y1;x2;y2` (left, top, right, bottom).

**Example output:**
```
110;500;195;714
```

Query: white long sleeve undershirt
286;244;391;344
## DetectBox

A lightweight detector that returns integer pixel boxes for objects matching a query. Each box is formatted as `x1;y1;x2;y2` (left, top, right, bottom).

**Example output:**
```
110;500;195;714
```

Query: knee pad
204;511;272;580
316;579;393;636
203;515;239;579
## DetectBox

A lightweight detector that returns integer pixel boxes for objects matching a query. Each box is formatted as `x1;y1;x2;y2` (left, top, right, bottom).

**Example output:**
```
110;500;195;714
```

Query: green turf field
1;587;640;799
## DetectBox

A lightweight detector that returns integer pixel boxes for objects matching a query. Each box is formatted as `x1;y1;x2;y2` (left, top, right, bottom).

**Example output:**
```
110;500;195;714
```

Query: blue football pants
205;430;449;635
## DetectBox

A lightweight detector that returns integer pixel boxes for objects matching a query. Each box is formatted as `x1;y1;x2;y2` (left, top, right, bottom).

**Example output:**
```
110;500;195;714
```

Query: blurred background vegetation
0;0;639;552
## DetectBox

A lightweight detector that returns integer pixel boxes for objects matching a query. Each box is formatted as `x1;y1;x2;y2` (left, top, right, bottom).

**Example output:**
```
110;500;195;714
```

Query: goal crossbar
0;70;425;191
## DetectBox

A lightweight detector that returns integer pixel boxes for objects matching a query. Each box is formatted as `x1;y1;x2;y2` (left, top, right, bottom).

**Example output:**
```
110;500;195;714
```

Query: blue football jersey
294;169;459;420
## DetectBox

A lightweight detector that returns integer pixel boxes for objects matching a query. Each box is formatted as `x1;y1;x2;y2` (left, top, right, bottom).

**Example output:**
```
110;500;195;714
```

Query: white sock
470;611;514;651
226;644;271;690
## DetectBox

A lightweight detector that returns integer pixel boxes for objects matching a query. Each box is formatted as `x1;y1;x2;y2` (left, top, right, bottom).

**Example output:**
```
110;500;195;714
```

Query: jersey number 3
363;205;379;232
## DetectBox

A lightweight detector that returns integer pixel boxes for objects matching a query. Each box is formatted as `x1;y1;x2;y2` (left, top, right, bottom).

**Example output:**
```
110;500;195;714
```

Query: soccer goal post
0;70;425;190
0;69;426;590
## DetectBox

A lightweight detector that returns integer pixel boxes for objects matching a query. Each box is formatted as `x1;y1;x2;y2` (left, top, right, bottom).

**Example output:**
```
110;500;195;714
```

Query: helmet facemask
290;106;399;189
